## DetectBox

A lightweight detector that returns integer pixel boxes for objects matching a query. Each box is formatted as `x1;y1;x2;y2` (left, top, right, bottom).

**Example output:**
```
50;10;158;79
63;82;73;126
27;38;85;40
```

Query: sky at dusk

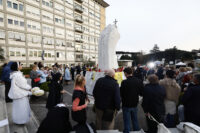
105;0;200;53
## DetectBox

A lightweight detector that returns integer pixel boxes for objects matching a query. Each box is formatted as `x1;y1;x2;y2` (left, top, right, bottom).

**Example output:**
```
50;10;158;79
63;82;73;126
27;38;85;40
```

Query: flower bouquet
31;87;44;96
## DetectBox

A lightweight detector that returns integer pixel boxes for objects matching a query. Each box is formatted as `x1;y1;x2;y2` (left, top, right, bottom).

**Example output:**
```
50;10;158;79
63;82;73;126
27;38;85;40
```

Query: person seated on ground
182;73;200;126
142;74;166;133
46;73;66;110
37;103;72;133
160;70;181;128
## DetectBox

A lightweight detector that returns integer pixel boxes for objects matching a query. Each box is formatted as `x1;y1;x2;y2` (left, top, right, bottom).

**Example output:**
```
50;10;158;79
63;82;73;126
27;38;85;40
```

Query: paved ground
30;81;147;131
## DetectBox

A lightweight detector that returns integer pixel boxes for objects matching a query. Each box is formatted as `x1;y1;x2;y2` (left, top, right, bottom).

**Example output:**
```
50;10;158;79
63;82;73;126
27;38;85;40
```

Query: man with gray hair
182;73;200;126
93;69;121;130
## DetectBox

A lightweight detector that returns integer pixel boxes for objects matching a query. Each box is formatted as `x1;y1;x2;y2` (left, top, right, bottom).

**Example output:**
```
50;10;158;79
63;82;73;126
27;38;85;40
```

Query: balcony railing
75;0;83;3
75;26;83;33
75;37;83;43
74;5;83;13
75;16;83;23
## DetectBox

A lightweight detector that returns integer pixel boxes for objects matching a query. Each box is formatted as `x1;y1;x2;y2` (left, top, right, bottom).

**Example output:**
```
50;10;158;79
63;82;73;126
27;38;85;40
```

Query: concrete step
0;85;10;133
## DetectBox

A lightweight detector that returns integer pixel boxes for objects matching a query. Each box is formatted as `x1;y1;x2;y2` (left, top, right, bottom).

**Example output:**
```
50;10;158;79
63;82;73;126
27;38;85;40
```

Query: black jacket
37;106;72;133
182;84;200;126
134;67;144;81
120;76;144;108
71;90;87;124
142;83;165;116
156;67;164;80
93;75;121;110
76;66;81;74
46;73;63;110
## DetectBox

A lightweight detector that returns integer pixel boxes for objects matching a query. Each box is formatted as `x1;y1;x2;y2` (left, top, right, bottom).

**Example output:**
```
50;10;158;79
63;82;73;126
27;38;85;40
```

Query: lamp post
41;36;45;65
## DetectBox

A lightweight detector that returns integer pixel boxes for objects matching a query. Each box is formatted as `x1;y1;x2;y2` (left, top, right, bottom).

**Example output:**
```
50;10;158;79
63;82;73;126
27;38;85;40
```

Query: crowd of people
1;61;200;133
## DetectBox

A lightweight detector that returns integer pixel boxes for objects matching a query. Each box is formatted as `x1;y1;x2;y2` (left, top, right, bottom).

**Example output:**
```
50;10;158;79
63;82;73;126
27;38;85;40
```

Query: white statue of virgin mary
98;24;120;71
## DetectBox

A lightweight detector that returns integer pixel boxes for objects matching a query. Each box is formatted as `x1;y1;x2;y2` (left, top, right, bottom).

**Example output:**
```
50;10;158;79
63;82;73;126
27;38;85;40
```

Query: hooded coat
46;73;63;110
8;71;31;99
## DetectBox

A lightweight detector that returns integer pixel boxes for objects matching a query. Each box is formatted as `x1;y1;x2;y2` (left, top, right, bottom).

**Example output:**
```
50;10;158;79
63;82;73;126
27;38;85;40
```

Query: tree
0;47;5;61
150;44;160;54
150;44;160;60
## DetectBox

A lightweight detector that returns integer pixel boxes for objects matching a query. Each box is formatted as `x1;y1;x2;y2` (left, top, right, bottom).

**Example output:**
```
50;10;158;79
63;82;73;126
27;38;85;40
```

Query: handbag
34;77;40;82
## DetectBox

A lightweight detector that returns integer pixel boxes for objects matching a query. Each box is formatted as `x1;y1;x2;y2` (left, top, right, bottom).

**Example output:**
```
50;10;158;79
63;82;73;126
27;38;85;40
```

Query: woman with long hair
71;75;89;125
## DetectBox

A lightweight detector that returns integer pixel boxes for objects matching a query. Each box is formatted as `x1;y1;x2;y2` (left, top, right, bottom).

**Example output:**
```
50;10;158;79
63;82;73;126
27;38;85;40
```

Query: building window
42;0;53;8
20;21;24;27
16;51;20;57
19;4;23;11
14;20;18;25
0;17;3;22
0;0;2;5
10;51;15;56
55;18;58;22
29;51;33;57
8;19;13;24
57;52;59;58
32;25;36;30
7;1;12;8
13;3;18;10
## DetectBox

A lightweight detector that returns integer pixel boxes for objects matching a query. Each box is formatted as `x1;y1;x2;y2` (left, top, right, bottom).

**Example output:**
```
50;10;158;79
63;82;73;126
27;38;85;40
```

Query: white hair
105;69;115;77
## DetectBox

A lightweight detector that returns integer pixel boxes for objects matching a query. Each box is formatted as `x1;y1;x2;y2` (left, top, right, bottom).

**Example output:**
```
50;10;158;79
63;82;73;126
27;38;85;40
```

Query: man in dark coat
156;64;164;80
37;103;72;133
82;65;87;77
76;64;82;75
71;65;75;80
134;64;144;81
182;74;200;126
1;61;13;102
93;69;121;130
142;74;166;133
120;67;144;132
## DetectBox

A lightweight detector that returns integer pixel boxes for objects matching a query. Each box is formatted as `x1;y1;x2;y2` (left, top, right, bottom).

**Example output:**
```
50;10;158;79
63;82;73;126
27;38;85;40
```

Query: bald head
105;69;115;78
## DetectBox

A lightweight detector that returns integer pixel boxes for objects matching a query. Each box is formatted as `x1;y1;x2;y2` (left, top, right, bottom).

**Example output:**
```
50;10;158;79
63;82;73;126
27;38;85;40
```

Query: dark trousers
146;113;164;133
83;71;86;77
5;81;12;102
71;72;74;80
165;114;176;128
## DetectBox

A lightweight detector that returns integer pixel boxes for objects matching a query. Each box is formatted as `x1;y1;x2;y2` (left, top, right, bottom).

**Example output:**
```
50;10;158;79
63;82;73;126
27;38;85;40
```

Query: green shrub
40;82;50;92
21;67;32;75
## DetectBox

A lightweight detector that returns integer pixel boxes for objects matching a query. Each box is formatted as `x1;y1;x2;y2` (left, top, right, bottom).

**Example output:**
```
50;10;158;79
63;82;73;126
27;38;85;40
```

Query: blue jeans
165;114;176;128
122;107;140;133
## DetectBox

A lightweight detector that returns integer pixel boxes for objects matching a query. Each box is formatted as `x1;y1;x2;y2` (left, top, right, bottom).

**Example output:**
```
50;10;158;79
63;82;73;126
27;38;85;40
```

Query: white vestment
12;97;31;124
